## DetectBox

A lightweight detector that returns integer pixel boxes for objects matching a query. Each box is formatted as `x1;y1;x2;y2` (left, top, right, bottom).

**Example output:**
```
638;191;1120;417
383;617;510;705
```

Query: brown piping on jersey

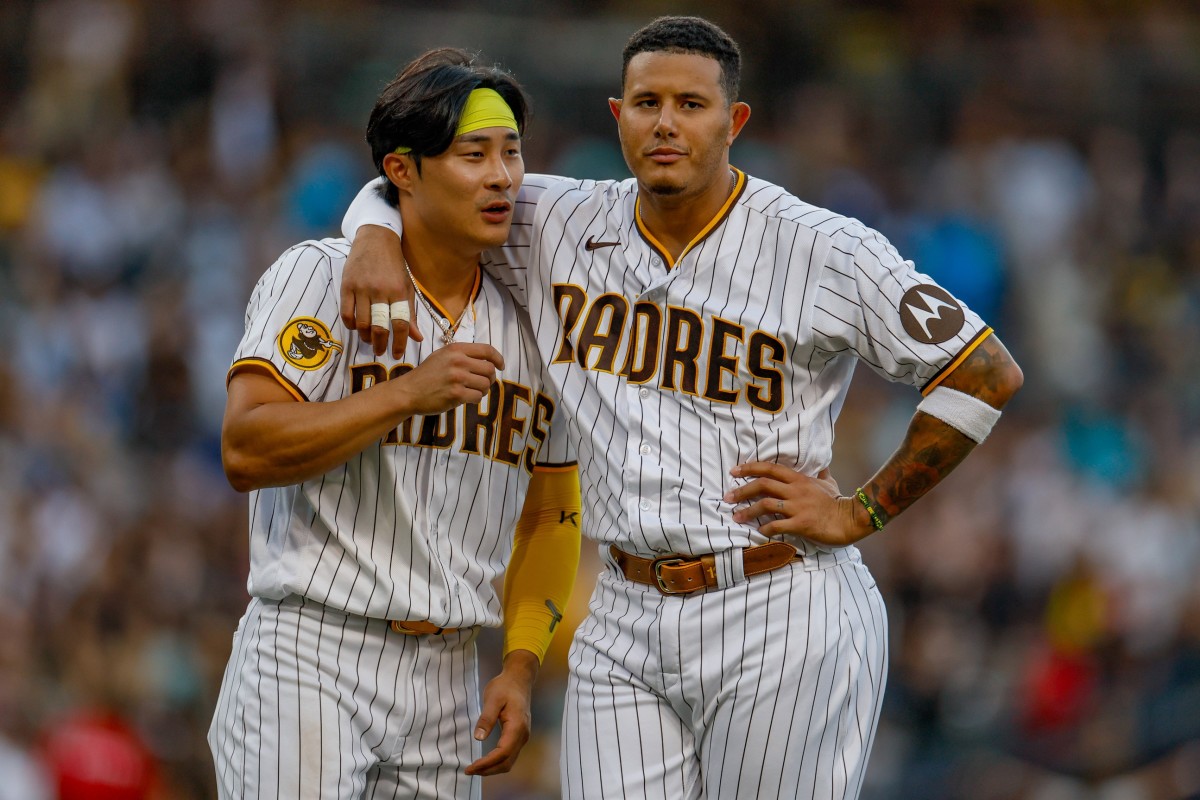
407;266;483;325
228;357;309;402
920;327;994;396
634;166;748;269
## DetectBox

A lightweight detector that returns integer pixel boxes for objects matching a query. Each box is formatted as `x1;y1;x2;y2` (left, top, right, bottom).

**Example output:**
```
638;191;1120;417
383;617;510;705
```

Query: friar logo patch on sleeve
278;317;342;370
899;285;965;344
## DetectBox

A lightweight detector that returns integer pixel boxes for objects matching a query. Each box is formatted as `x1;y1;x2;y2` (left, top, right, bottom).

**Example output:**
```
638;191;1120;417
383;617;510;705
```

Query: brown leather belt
609;542;800;596
390;620;459;636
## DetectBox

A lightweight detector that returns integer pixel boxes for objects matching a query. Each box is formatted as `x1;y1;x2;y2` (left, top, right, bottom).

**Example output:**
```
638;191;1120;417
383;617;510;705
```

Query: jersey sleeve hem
228;357;310;402
920;327;993;396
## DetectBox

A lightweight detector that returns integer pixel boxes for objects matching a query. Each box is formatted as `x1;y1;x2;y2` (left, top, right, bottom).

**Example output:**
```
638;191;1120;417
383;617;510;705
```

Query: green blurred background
2;1;1199;798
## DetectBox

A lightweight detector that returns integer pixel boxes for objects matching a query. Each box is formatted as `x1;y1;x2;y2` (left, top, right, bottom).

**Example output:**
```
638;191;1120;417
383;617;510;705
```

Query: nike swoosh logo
585;236;621;251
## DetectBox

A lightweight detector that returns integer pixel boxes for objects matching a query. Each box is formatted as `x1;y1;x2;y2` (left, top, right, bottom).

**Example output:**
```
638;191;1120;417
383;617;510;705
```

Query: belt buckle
651;556;687;595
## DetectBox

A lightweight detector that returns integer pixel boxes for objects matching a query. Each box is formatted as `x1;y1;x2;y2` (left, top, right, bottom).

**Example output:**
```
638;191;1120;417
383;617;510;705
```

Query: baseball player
208;49;581;799
339;16;1023;800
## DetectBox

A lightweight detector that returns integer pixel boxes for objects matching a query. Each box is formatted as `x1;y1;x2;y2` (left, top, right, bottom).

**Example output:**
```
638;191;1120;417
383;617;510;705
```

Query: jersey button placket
455;314;476;343
625;386;653;518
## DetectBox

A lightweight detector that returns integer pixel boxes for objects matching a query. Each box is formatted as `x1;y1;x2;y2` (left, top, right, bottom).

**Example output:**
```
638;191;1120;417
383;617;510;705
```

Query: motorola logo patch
899;285;965;344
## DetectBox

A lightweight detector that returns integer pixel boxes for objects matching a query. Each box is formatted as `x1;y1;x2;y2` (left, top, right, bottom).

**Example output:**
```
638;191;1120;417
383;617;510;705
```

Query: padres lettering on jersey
550;288;785;413
349;363;555;472
230;237;572;625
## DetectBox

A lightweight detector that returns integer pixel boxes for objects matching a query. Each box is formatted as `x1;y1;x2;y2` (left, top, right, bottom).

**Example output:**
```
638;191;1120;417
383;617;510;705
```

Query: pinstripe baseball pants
561;547;887;799
209;596;482;799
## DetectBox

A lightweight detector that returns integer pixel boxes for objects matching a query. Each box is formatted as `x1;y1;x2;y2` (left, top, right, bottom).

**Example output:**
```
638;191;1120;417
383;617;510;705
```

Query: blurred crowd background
2;0;1199;798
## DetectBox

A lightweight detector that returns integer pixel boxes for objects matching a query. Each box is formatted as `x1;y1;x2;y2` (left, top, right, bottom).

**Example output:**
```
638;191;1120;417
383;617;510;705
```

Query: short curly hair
621;16;741;103
365;48;530;206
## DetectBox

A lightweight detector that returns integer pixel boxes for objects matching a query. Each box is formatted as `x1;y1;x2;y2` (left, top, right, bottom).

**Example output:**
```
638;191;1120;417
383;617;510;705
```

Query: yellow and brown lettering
349;363;546;470
417;410;456;449
495;381;532;467
619;301;662;384
661;307;703;395
703;317;744;405
551;290;791;413
575;293;628;373
552;284;587;364
524;393;556;473
351;363;387;393
746;331;785;412
461;381;502;456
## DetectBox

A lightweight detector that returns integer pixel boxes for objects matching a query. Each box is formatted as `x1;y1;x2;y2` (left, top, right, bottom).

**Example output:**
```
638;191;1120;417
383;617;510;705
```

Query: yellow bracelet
854;487;885;531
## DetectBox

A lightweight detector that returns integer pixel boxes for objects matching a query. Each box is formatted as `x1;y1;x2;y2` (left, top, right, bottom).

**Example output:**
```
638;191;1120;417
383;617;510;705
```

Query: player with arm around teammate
338;16;1023;800
208;49;581;800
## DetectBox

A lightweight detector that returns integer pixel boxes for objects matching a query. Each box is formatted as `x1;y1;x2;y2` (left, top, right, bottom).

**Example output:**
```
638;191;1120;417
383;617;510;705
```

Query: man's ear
727;102;751;145
608;98;622;121
382;152;415;194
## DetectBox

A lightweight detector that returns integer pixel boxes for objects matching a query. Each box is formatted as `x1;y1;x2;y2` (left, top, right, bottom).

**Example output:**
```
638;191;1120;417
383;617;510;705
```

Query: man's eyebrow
456;131;521;143
629;89;712;101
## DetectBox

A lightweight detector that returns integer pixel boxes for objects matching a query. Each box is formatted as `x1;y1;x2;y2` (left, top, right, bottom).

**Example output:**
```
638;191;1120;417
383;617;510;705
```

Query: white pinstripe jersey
230;237;573;627
346;168;989;559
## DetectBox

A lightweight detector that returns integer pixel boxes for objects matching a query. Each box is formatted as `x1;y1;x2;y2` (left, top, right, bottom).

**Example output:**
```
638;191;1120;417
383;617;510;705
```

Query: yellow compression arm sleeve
503;465;582;662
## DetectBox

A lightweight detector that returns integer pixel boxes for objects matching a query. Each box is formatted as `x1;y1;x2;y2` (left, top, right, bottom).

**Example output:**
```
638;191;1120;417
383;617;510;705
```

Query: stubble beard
639;140;730;202
644;179;686;197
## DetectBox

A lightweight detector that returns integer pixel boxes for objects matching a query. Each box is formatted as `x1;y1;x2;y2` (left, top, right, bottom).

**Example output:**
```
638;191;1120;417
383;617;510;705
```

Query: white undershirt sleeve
341;178;401;241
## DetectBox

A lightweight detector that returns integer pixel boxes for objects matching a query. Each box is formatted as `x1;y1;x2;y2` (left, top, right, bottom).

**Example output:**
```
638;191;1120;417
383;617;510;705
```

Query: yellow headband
393;88;518;155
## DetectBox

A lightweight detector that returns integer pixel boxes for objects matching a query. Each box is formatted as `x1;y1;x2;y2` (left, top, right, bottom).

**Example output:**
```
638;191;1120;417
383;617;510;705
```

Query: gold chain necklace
404;259;461;345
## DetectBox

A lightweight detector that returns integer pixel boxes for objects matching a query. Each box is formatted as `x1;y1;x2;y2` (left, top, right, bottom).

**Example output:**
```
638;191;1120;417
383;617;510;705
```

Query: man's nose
485;154;513;190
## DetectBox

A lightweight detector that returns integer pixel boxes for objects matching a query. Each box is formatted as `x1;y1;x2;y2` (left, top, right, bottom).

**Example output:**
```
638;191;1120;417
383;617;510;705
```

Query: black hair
621;16;741;103
365;48;530;206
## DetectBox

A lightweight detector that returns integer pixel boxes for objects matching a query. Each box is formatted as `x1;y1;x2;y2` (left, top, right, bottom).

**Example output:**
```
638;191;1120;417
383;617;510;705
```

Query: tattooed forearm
860;333;1021;526
865;414;976;524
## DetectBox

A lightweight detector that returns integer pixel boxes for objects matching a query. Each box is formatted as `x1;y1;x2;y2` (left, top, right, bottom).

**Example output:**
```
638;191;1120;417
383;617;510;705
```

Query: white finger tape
390;301;411;323
370;302;390;329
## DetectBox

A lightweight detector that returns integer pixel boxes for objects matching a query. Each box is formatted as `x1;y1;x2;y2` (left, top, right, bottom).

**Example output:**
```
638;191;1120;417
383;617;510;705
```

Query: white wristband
916;386;1001;444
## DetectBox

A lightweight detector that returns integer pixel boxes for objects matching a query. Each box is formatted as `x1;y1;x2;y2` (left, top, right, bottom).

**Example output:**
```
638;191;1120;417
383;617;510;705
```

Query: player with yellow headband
211;48;581;799
393;87;521;155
